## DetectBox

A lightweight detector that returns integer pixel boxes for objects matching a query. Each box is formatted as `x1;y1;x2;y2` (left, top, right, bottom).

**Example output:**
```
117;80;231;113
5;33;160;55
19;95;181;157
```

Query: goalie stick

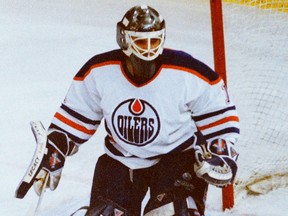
15;121;50;215
33;172;49;216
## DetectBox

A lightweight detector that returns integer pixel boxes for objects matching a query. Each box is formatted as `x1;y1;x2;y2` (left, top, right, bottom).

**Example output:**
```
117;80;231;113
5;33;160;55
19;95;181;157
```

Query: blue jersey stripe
203;127;240;140
192;106;236;122
61;104;101;126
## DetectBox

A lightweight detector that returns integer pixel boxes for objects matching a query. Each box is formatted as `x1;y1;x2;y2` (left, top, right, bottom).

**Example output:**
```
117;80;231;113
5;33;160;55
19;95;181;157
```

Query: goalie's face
125;30;165;61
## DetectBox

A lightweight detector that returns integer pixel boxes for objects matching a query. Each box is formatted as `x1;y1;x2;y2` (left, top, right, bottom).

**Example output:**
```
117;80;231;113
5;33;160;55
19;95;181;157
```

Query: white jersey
50;49;240;169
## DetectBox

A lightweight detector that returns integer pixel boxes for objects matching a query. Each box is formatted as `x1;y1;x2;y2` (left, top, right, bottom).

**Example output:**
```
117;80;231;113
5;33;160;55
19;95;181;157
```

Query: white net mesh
222;0;288;196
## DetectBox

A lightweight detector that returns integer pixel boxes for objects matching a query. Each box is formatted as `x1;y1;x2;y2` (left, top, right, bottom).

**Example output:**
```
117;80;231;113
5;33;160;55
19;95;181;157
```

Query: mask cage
124;29;165;61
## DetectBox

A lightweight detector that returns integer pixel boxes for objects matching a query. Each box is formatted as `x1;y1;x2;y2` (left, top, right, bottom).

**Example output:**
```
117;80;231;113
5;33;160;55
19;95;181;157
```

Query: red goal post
209;0;233;211
209;0;288;211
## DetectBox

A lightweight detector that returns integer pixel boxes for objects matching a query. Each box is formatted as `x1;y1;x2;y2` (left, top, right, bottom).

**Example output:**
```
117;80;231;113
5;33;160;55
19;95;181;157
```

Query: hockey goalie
16;4;239;216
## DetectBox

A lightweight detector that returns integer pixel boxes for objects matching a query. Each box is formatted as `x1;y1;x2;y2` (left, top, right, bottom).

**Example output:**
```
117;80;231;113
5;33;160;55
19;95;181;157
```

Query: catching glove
194;138;239;187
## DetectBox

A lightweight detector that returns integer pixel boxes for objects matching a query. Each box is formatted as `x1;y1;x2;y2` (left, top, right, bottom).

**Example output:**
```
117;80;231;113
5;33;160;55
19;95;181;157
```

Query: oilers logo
112;98;160;146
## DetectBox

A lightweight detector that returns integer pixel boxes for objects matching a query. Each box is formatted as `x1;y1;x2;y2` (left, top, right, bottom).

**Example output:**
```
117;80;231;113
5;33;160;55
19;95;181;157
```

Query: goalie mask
117;5;166;61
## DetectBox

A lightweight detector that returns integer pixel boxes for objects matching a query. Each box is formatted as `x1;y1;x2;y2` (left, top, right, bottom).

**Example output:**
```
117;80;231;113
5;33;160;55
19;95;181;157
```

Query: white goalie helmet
117;5;166;61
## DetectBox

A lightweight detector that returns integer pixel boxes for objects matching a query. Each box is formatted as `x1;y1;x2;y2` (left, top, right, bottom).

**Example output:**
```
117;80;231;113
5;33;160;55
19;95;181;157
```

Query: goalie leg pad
86;196;128;216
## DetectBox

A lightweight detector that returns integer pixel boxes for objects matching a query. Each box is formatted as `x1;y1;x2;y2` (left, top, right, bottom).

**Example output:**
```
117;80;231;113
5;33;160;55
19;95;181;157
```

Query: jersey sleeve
49;71;103;144
190;78;240;144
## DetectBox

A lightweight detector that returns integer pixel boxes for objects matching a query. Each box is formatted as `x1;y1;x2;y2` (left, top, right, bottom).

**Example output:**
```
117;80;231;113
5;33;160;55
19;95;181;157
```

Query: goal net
221;0;288;197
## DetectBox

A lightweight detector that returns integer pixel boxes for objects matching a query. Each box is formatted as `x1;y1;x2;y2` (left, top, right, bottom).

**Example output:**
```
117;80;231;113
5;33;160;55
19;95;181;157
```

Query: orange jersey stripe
54;112;96;135
162;64;222;85
120;64;221;88
197;116;239;131
73;61;122;81
74;60;221;86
